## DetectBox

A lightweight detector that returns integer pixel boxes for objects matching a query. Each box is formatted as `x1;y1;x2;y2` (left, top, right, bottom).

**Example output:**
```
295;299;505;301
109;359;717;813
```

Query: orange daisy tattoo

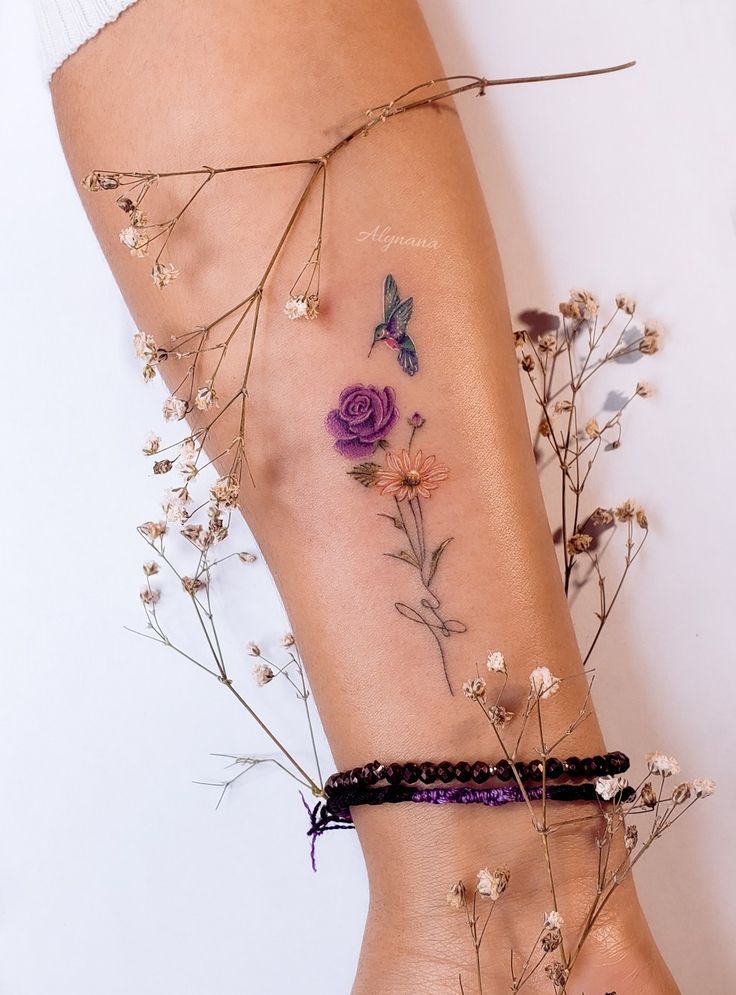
376;449;449;501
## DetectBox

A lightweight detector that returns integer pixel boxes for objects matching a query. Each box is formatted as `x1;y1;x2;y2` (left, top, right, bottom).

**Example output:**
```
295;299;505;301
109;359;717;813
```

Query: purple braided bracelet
304;781;634;870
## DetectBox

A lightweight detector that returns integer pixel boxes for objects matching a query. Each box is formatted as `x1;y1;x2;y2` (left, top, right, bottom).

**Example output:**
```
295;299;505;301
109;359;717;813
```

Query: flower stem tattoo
369;274;419;375
326;387;466;693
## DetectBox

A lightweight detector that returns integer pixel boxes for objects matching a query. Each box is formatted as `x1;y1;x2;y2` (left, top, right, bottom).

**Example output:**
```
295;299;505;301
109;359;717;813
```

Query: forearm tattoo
325;275;465;693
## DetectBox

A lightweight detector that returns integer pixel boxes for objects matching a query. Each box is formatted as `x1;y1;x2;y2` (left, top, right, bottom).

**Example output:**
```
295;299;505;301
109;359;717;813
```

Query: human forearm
51;2;676;991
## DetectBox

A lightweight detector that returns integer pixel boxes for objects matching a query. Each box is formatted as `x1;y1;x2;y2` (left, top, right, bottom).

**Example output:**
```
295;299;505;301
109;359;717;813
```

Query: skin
51;1;680;991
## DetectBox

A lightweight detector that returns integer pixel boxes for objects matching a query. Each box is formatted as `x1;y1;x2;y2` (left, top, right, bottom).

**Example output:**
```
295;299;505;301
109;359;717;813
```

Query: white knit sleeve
35;0;140;81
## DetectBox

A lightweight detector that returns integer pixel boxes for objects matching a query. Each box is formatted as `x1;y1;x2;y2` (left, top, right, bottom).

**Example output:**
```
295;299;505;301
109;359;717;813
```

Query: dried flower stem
133;530;322;794
516;294;656;647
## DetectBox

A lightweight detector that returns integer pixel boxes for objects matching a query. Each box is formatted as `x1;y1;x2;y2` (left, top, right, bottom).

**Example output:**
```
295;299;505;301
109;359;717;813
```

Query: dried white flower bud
284;294;319;320
120;225;149;257
194;380;218;411
476;866;510;901
142;432;161;455
559;300;581;320
544;910;564;929
181;524;206;549
487;705;514;727
537;333;557;353
615;500;637;522
446;881;466;910
585;418;601;439
151;261;179;288
253;663;274;686
570;288;599;318
554;399;573;413
486;650;507;674
595;775;629;801
210;476;240;508
133;332;158;362
692;778;716;798
645;752;680;777
541;927;562;953
624;825;638;850
139;587;160;605
182;576;206;595
462;677;487;701
162;488;190;524
139;520;167;541
639;782;657;808
615;293;636;315
162;396;188;422
545;961;568;986
591;507;614;526
567;532;592;555
529;666;560;700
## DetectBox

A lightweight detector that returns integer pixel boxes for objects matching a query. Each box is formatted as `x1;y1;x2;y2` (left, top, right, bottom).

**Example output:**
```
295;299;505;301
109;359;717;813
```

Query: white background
1;1;734;992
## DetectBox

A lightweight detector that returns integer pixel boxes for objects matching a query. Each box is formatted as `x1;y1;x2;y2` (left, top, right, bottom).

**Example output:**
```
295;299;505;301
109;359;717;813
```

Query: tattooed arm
50;1;677;992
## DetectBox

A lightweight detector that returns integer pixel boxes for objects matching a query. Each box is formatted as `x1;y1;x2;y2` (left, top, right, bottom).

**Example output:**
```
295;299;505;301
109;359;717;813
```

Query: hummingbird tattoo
368;274;419;376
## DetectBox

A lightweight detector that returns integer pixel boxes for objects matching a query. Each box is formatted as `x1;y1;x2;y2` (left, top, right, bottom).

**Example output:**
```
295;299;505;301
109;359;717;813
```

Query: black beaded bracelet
324;751;630;796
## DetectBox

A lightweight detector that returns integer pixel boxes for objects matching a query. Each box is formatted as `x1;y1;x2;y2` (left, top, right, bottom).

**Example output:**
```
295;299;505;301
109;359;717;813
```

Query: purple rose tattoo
325;383;399;458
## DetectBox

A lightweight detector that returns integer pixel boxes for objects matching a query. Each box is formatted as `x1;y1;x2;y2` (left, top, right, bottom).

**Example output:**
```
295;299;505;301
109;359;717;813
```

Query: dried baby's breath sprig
455;865;512;994
193;752;317;811
459;655;715;993
516;290;660;664
450;291;711;993
128;489;325;796
284;294;320;320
